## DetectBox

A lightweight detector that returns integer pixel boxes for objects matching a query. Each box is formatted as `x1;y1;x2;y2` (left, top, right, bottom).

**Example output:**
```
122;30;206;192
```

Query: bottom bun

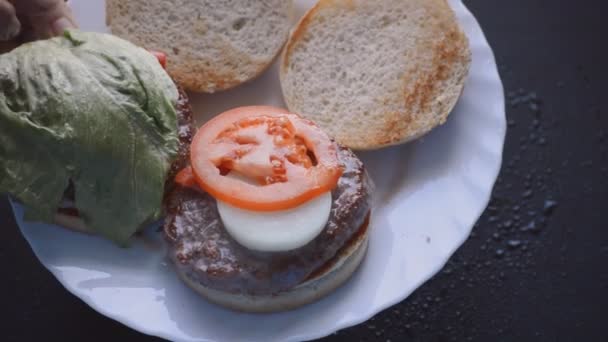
177;228;369;313
54;213;92;234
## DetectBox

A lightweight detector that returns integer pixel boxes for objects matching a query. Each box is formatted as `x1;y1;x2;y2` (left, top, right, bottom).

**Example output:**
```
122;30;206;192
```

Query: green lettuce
0;30;179;245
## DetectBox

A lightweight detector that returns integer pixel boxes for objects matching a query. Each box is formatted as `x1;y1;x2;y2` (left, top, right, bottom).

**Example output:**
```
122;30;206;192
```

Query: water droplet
532;119;540;127
503;220;513;229
543;200;558;215
495;249;506;258
529;102;540;113
521;220;539;233
492;232;501;240
507;240;522;249
522;190;533;199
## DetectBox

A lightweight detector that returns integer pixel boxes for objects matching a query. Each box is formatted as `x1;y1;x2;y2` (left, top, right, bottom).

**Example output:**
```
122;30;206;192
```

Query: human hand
0;0;77;43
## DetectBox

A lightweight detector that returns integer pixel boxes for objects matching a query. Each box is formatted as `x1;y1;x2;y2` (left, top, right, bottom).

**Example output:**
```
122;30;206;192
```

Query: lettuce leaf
0;30;179;245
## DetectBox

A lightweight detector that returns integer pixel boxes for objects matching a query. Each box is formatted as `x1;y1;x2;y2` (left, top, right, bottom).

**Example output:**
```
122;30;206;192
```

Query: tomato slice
188;106;343;211
149;51;167;69
175;166;198;189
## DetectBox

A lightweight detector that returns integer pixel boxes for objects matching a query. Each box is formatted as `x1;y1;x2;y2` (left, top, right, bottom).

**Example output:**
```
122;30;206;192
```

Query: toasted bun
280;0;471;150
106;0;294;93
54;213;92;234
178;228;369;313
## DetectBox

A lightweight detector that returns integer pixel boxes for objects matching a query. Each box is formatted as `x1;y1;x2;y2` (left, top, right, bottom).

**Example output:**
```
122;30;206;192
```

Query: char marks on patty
165;85;196;192
163;147;373;295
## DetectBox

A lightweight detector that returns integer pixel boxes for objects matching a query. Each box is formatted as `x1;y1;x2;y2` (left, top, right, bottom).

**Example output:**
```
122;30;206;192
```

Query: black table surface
2;0;607;341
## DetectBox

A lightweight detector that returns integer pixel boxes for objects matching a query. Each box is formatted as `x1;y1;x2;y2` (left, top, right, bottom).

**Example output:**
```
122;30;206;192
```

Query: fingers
12;0;77;38
0;0;21;41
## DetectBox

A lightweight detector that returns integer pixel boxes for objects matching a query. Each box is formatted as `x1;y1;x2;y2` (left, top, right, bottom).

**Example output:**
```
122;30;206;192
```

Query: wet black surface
1;0;607;341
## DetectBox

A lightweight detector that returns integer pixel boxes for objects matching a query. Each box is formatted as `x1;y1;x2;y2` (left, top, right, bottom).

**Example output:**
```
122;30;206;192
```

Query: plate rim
13;0;505;341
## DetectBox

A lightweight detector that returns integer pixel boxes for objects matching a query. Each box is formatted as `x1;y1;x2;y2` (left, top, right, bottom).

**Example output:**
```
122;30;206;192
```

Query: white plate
12;0;505;341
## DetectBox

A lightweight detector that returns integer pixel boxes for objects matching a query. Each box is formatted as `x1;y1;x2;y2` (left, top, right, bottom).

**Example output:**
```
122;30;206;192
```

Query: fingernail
52;17;74;36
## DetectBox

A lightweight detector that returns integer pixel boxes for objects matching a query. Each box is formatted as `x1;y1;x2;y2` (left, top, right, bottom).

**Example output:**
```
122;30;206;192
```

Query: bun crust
280;0;471;150
106;0;294;93
54;213;92;234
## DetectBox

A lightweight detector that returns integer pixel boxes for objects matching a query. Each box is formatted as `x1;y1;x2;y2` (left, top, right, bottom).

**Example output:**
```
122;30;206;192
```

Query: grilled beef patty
163;147;373;295
165;86;196;190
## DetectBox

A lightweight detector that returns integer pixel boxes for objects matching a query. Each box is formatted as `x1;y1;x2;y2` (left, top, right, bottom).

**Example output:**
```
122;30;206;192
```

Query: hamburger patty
163;147;373;295
165;85;196;189
58;84;195;214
